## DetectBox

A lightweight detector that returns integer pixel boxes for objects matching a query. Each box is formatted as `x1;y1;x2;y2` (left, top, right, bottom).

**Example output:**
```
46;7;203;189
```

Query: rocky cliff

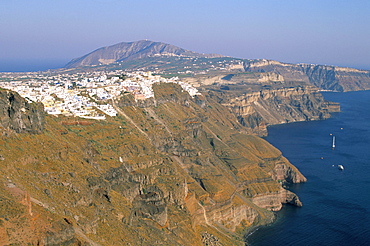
208;86;339;136
0;84;306;245
244;59;370;92
65;40;223;68
0;89;44;134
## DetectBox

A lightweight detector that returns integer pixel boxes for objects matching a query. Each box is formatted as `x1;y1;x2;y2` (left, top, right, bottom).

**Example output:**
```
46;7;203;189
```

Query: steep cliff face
244;59;370;92
0;85;306;245
0;89;44;134
212;86;339;135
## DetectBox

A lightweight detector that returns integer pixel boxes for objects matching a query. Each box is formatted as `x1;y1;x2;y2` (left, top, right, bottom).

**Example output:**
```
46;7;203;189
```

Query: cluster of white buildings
1;70;201;120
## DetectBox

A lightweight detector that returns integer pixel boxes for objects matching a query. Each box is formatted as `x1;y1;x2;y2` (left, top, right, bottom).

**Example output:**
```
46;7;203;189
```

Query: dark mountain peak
65;40;224;68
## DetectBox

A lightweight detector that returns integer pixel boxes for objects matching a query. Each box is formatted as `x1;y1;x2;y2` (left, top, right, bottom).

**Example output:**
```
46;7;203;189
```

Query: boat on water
338;165;344;170
332;135;336;149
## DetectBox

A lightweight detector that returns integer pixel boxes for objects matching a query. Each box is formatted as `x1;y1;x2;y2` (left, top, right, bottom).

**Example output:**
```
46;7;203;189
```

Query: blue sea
246;90;370;246
0;60;65;72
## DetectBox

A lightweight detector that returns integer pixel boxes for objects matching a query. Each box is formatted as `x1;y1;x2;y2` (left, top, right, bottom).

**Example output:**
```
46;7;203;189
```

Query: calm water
246;91;370;246
0;60;65;72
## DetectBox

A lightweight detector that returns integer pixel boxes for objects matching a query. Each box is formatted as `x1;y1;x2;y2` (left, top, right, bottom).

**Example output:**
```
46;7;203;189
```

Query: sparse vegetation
0;79;305;246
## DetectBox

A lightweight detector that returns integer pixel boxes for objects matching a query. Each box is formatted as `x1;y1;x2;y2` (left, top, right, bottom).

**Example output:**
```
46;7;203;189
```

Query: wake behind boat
332;135;336;149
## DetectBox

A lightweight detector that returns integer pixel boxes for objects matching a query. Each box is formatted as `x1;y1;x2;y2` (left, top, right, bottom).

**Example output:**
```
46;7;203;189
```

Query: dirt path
111;102;149;138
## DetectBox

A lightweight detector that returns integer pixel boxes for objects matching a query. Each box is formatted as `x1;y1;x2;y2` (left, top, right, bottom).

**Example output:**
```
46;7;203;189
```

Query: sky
1;0;369;72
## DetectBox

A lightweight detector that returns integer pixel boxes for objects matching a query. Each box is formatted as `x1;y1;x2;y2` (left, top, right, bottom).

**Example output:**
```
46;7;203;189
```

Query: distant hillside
65;40;224;68
244;59;370;92
64;41;370;92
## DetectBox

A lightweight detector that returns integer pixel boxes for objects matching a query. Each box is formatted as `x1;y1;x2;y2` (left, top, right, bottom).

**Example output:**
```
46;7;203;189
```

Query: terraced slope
0;84;305;245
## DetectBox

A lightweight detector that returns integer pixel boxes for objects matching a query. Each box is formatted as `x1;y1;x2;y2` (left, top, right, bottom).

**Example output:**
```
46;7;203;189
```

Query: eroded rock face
252;188;302;211
270;159;307;184
131;189;168;227
206;202;260;231
0;89;44;133
219;86;339;135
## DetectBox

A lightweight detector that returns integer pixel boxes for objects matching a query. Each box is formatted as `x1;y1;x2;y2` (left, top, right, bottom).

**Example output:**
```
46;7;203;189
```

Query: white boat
338;165;344;170
332;135;336;149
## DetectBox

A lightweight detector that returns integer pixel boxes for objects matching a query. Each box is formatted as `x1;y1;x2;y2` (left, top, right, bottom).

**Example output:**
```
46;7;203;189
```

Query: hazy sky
1;0;369;71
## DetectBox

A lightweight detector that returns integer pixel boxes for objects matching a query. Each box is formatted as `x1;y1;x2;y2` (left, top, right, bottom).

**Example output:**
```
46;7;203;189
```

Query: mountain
65;40;224;68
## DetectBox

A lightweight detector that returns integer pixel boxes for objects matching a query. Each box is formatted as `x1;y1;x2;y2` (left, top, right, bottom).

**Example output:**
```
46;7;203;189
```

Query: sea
246;90;370;246
0;60;65;72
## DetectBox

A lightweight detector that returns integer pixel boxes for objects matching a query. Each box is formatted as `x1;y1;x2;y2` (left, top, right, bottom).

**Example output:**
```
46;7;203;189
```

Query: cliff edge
0;89;44;134
207;85;339;136
0;85;305;245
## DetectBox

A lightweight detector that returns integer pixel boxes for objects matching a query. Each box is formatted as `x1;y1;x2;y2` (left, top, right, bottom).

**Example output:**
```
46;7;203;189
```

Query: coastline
243;193;302;245
242;96;341;245
245;90;370;245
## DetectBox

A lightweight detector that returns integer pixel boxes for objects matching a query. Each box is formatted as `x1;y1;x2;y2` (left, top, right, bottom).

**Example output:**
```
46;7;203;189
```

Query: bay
246;90;370;246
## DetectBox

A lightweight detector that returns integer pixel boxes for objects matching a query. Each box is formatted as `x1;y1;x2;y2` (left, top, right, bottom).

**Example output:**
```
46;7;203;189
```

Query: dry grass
0;83;304;245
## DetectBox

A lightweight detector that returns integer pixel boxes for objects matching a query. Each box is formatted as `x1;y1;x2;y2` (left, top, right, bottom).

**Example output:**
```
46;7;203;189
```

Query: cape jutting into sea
246;90;370;246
